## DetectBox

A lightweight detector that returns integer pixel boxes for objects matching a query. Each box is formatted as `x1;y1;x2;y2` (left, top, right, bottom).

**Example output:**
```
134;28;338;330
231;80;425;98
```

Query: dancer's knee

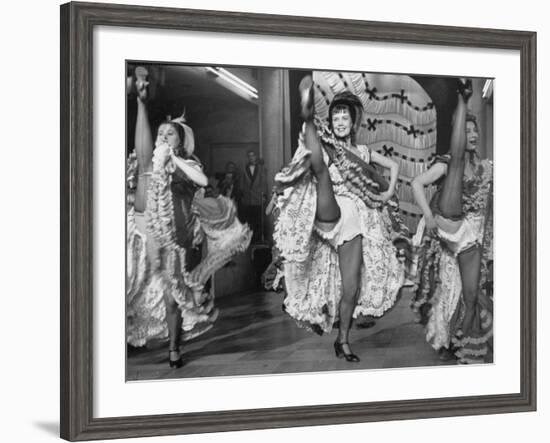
463;288;478;309
343;273;362;302
449;153;466;168
164;295;179;314
311;155;328;177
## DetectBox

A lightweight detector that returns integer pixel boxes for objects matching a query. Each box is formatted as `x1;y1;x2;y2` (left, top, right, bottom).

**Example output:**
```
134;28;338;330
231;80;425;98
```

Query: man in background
241;150;267;243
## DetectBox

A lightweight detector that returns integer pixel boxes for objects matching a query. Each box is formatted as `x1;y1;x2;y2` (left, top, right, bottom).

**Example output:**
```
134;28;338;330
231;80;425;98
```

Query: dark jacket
241;164;267;206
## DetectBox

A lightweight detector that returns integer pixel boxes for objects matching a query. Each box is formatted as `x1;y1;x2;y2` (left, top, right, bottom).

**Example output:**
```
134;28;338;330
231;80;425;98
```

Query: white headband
170;114;195;155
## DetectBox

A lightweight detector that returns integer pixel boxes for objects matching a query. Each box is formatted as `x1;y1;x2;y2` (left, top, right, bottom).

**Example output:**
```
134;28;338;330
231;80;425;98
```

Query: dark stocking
164;296;183;354
457;246;482;336
299;76;341;223
438;91;468;219
337;235;363;345
305;123;341;222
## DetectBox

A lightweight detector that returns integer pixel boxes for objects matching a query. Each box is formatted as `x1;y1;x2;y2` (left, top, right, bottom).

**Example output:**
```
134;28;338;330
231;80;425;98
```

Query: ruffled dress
412;155;493;363
126;148;252;347
273;121;407;333
261;206;286;293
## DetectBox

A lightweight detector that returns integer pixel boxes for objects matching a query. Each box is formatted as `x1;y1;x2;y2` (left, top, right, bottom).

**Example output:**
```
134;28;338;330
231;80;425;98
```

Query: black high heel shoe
298;75;315;121
168;349;183;369
457;78;473;101
334;341;360;363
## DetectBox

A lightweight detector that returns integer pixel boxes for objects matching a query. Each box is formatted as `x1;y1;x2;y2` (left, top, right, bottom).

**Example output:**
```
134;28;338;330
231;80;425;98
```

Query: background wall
193;105;259;175
125;63;260;176
0;1;546;442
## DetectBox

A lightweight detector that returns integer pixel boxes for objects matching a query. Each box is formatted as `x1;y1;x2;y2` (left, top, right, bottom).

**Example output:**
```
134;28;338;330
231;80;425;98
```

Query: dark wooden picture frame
60;1;537;441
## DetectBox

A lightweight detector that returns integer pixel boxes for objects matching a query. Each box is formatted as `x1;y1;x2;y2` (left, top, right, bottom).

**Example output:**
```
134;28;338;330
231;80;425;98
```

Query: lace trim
127;146;251;346
313;217;344;244
452;329;493;347
282;204;405;331
457;356;486;365
187;220;252;286
126;274;169;347
455;347;488;358
481;318;492;329
126;208;149;307
283;302;337;334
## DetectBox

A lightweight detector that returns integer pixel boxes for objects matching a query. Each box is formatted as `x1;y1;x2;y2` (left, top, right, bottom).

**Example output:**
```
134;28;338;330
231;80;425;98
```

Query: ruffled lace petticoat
275;140;405;334
412;160;493;364
126;145;252;347
126;208;219;347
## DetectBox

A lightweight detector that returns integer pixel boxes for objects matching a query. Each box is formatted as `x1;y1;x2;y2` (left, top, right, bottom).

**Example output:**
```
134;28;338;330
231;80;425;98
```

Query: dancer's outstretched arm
171;156;208;187
411;163;447;233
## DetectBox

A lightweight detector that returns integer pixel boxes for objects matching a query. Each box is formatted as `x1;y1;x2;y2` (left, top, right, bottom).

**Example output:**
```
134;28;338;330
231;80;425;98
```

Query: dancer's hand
154;141;172;165
299;75;315;121
457;78;473;102
379;190;393;202
425;214;438;235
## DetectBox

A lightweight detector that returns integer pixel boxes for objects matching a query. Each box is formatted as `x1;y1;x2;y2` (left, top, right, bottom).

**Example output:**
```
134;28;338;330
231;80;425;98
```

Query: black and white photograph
2;0;546;441
125;63;494;380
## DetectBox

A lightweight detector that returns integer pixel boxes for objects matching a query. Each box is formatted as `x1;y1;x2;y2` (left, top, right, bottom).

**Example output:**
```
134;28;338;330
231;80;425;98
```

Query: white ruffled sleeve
357;144;371;164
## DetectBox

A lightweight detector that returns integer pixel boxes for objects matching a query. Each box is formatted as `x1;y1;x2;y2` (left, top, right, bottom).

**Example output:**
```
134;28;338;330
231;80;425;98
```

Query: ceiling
128;63;259;111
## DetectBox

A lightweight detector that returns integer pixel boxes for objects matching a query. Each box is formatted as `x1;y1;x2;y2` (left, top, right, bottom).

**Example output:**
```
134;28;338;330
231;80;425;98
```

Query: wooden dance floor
127;287;456;381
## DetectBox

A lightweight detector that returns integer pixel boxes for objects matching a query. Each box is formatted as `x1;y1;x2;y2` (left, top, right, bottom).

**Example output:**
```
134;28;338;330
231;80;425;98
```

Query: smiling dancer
126;68;251;368
411;79;493;364
273;76;409;362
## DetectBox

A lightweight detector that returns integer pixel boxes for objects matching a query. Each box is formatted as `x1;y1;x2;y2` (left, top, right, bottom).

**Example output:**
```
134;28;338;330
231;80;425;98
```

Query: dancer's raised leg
133;67;154;213
438;79;472;219
299;76;340;223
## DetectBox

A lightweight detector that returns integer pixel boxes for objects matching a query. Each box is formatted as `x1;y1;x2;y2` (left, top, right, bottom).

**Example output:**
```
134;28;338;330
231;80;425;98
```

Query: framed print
60;1;536;441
